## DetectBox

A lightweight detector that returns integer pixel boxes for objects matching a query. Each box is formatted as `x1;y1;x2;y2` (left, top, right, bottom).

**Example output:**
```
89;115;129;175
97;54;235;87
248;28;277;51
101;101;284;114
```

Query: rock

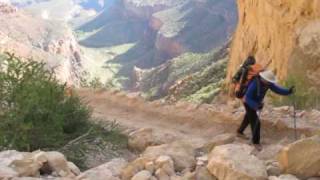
144;161;155;174
78;168;118;180
155;156;175;176
308;110;320;123
121;157;151;180
45;151;74;177
207;144;267;180
131;170;152;180
143;141;196;171
0;150;26;167
273;106;290;112
268;174;300;180
129;128;156;152
0;151;25;178
67;162;81;176
181;171;196;180
308;178;320;180
78;158;127;180
258;144;284;160
155;168;170;180
196;155;208;166
195;166;217;180
0;165;18;178
1;150;80;178
267;163;281;177
201;133;236;153
277;135;320;178
197;155;208;162
10;151;46;177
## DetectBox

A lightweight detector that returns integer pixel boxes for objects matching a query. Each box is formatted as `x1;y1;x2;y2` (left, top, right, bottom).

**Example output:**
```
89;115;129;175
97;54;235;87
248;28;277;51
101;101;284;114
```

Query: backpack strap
255;76;261;98
239;66;249;85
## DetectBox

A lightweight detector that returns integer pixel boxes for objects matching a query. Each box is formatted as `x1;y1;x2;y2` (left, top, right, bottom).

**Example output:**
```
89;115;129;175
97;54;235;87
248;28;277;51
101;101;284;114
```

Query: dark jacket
245;77;291;110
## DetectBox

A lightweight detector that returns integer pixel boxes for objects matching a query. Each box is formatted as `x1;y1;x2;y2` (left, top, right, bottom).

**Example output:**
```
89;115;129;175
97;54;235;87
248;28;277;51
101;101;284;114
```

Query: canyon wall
79;0;237;62
0;2;83;85
227;0;320;90
78;0;237;89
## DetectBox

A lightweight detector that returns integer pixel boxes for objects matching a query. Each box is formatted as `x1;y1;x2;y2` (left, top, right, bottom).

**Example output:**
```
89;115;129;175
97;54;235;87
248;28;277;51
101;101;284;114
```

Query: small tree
0;53;91;151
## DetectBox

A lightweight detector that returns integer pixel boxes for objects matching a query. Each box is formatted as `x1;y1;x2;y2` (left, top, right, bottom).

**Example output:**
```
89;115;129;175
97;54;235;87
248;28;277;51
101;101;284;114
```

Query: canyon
1;0;320;180
0;2;84;85
78;0;237;90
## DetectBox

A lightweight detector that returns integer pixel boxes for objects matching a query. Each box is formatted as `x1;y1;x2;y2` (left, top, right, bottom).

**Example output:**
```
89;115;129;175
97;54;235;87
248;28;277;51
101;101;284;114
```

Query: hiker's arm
245;80;259;110
270;83;291;96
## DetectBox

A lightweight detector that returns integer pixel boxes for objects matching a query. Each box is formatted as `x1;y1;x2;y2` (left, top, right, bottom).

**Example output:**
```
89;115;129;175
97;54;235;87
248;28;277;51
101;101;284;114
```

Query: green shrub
0;53;91;151
60;121;128;170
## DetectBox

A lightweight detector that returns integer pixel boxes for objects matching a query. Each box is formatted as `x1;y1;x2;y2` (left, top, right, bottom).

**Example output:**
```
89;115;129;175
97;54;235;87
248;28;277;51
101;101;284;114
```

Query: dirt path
77;89;309;149
78;89;239;147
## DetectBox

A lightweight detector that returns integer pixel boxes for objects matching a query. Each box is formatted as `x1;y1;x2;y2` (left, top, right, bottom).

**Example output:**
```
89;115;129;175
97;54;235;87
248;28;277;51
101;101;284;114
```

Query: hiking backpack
232;56;264;99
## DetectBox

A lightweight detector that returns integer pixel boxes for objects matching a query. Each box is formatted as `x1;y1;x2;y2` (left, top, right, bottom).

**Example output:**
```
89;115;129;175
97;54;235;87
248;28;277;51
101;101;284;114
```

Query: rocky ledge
2;129;320;180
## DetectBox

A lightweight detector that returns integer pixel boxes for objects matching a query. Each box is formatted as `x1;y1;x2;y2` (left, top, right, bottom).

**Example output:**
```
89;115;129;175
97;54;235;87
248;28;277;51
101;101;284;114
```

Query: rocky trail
2;89;320;180
77;89;318;150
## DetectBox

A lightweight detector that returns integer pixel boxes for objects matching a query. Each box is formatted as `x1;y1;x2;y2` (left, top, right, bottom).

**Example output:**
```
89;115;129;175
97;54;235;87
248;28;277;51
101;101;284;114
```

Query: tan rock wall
227;0;320;86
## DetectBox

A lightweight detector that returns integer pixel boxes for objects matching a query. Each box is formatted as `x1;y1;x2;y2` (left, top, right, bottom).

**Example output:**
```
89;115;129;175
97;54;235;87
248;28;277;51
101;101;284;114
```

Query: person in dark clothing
237;70;294;150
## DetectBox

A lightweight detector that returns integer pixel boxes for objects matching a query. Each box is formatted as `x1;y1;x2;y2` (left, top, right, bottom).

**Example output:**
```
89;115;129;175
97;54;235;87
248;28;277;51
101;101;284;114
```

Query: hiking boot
253;144;263;151
236;132;249;140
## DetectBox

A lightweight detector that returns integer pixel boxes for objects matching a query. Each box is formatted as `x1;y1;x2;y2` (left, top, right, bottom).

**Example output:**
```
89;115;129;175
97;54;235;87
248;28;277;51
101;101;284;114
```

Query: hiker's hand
258;103;264;110
289;86;295;94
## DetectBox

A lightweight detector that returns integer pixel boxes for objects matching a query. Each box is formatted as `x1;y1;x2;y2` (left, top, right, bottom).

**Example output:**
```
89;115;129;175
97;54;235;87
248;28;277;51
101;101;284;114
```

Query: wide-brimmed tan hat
259;70;277;83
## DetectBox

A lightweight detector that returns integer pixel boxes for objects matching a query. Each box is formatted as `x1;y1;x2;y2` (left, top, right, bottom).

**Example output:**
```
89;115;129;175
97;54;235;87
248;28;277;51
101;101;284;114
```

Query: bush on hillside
0;53;91;151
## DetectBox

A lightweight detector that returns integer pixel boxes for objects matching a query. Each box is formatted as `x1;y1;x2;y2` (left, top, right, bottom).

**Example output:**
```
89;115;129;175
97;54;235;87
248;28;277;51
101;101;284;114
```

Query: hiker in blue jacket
237;70;294;150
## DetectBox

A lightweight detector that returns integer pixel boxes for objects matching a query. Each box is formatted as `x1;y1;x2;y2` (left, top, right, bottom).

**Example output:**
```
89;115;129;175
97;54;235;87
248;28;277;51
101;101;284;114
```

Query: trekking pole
258;110;262;120
292;95;298;140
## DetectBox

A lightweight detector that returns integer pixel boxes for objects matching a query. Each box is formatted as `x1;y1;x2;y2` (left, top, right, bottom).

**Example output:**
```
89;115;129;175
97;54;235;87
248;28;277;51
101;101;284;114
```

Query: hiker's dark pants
238;103;261;144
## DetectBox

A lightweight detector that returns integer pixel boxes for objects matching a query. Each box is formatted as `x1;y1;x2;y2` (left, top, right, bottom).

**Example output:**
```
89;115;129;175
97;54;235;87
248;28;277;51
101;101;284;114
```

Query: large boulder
258;144;284;160
128;128;156;152
0;165;18;178
0;150;26;167
0;150;25;179
45;151;74;177
201;133;236;153
78;158;127;180
277;135;320;178
10;151;48;177
67;162;81;176
142;141;196;172
9;151;79;178
207;144;268;180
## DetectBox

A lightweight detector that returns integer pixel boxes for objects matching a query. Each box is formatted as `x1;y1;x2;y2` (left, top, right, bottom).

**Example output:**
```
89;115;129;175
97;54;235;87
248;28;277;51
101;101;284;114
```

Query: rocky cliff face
0;2;84;85
227;0;320;91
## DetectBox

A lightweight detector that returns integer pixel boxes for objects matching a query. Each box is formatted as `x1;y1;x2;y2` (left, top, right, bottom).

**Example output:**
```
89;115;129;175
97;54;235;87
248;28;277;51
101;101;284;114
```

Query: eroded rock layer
227;0;320;90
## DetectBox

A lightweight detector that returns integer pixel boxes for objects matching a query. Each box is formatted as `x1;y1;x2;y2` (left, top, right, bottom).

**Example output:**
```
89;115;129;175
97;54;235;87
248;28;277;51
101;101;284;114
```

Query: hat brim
259;72;277;84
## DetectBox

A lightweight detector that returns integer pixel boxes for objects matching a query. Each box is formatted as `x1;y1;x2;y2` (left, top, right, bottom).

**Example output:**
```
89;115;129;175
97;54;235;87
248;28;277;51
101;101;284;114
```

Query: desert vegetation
0;53;128;169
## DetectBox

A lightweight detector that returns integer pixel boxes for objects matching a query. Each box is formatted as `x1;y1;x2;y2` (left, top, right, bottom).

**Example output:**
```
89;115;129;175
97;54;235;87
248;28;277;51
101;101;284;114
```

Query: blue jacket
245;77;291;110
